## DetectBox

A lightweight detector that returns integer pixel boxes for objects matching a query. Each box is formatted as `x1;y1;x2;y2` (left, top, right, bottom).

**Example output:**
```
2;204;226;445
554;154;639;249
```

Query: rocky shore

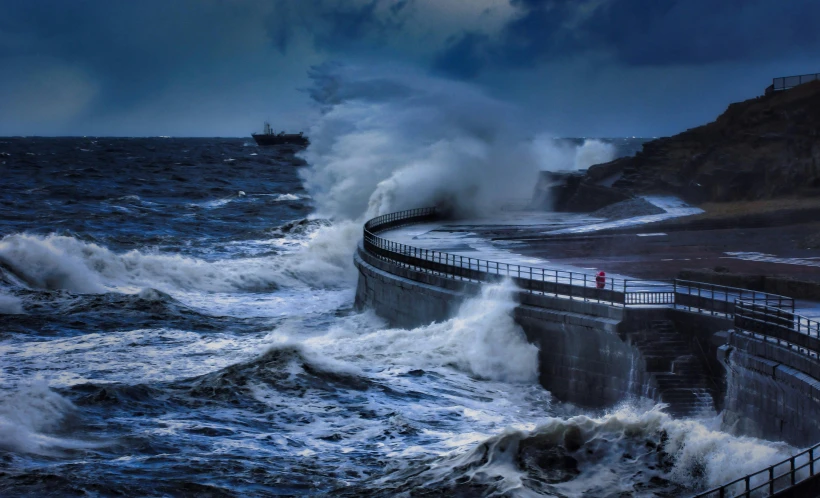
542;80;820;212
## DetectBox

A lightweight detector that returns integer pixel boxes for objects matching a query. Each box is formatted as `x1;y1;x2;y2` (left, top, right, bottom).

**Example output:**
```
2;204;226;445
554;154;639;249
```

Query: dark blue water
0;137;793;497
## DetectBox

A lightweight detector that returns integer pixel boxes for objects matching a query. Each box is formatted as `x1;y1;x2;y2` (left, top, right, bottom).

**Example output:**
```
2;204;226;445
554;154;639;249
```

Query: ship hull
252;134;309;147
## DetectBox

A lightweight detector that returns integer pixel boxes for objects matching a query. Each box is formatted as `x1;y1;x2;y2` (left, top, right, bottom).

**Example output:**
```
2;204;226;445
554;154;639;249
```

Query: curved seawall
356;207;820;497
355;245;646;408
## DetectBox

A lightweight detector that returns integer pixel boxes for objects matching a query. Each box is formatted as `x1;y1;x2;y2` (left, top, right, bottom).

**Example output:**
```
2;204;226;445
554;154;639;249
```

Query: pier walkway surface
378;199;820;319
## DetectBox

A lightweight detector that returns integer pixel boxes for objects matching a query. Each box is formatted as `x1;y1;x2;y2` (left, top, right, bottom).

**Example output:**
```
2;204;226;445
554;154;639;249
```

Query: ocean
0;137;796;497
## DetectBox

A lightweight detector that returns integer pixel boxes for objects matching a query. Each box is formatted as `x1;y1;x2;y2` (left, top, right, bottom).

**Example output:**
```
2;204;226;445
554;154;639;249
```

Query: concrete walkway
379;211;820;319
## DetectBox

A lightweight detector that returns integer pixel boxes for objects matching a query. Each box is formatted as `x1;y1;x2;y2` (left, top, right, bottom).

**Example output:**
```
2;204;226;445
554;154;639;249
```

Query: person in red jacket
595;271;606;289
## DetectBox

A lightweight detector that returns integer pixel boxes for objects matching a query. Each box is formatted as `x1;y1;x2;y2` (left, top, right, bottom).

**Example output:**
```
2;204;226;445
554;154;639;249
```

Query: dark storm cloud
0;0;411;103
0;0;416;134
266;0;414;53
2;1;273;113
433;0;820;78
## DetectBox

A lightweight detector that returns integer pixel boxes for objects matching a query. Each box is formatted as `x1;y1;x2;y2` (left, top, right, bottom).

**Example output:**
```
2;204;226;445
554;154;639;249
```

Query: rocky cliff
556;80;820;211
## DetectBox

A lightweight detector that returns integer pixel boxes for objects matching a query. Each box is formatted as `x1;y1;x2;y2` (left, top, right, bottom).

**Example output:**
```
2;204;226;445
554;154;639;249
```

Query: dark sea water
0;137;795;497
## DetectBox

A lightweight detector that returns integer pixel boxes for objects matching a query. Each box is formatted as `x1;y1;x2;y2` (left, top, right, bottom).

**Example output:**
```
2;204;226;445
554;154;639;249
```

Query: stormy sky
1;0;818;137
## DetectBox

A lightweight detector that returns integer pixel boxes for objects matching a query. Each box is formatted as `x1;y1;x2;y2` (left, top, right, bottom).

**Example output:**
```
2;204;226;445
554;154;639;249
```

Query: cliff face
563;81;820;209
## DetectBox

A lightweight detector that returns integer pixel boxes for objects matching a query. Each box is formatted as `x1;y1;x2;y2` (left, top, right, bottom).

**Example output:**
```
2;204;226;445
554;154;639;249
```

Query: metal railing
363;207;793;313
735;302;820;358
772;73;820;91
364;207;674;307
361;207;819;498
691;305;820;496
694;443;820;497
675;280;795;318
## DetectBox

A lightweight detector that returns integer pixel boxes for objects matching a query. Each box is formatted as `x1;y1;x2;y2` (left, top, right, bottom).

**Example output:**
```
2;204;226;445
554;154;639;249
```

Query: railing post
673;279;677;309
744;475;750;496
611;273;615;305
711;285;715;316
811;447;815;475
769;466;774;494
584;274;587;301
791;456;796;485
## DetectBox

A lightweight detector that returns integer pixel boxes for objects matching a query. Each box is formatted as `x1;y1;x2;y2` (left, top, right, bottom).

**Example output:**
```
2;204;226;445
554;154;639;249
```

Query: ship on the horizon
251;122;309;147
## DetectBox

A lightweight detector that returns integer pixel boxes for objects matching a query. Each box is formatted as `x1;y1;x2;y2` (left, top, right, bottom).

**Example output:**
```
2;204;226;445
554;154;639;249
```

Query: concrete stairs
629;320;717;418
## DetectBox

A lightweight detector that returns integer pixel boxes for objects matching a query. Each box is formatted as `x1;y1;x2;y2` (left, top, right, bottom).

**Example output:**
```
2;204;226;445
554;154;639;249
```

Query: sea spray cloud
300;63;622;221
531;134;617;171
300;63;546;220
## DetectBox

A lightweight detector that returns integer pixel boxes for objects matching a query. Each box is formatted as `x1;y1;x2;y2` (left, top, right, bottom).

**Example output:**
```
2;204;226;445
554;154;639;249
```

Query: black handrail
693;434;819;497
734;302;820;359
674;279;795;317
689;305;820;497
363;207;794;312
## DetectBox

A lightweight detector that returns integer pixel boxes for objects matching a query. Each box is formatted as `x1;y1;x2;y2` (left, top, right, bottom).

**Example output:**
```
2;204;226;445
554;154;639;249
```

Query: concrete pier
356;209;820;451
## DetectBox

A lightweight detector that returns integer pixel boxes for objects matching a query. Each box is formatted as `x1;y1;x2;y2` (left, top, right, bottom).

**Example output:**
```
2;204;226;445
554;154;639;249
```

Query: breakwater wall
355;207;820;497
355;245;641;408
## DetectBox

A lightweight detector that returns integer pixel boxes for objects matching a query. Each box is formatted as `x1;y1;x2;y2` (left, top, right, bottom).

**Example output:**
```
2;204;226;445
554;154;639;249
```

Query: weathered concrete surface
720;333;820;446
354;246;478;328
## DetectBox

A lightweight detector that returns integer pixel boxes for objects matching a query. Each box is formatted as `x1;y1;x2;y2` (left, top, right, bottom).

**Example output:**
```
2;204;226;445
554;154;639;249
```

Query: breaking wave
300;64;615;220
358;406;795;497
0;383;97;455
0;225;359;294
306;280;539;383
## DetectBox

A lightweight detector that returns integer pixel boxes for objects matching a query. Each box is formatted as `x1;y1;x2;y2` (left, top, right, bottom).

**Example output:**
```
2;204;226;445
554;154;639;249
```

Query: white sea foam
391;404;796;496
0;228;359;295
306;280;539;383
202;197;236;209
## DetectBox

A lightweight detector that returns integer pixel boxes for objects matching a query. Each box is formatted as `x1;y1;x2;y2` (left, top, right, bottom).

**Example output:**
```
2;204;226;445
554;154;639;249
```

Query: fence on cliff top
363;207;795;315
770;72;820;92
